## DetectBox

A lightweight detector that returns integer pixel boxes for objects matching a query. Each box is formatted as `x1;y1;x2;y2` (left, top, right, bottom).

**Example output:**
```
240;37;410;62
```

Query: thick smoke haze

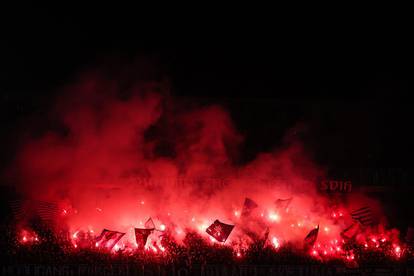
8;69;394;250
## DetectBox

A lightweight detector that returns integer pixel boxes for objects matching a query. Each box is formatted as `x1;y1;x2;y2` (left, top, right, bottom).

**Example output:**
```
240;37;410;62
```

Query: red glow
9;72;409;264
268;213;280;222
271;237;280;249
19;229;39;245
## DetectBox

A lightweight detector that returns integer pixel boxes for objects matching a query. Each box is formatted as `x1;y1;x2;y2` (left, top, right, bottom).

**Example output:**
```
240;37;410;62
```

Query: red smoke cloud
9;69;402;260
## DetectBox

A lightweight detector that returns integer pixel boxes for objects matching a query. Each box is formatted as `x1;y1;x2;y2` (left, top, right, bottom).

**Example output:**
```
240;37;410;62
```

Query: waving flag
144;217;156;230
134;217;156;248
340;222;360;240
304;225;319;247
135;228;153;248
351;207;373;226
95;229;125;250
206;220;235;243
261;227;270;248
241;198;258;217
274;197;292;210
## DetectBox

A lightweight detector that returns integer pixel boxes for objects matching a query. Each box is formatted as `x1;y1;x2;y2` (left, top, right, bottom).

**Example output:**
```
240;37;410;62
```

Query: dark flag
206;220;235;243
241;198;258;217
261;227;270;248
263;227;270;241
144;217;156;230
274;198;292;210
244;230;259;241
95;229;125;250
135;217;156;248
340;222;360;240
135;228;153;248
351;207;373;226
304;225;319;247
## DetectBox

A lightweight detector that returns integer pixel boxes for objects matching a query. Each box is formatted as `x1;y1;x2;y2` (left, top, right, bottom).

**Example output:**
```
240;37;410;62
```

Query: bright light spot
271;237;280;249
268;213;280;222
323;250;327;255
312;250;318;256
140;201;145;205
236;252;241;257
260;213;264;217
234;211;240;217
191;217;195;222
199;224;207;231
364;243;368;248
381;238;386;242
95;242;99;247
22;236;27;242
160;224;166;231
371;238;377;243
96;207;102;212
324;227;329;232
74;244;77;248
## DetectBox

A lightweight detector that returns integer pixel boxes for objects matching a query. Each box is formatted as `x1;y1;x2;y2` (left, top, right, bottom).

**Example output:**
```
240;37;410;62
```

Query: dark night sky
0;5;412;174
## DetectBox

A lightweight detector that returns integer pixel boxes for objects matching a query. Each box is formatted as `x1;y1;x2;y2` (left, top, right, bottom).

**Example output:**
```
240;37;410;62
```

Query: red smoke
10;70;404;261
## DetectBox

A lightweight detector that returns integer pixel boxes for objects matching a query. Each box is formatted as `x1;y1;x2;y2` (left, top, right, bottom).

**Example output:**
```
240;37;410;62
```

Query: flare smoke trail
6;67;398;257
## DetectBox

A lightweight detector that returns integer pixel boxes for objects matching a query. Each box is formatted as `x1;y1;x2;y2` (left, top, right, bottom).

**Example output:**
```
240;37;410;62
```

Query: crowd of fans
1;221;412;270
